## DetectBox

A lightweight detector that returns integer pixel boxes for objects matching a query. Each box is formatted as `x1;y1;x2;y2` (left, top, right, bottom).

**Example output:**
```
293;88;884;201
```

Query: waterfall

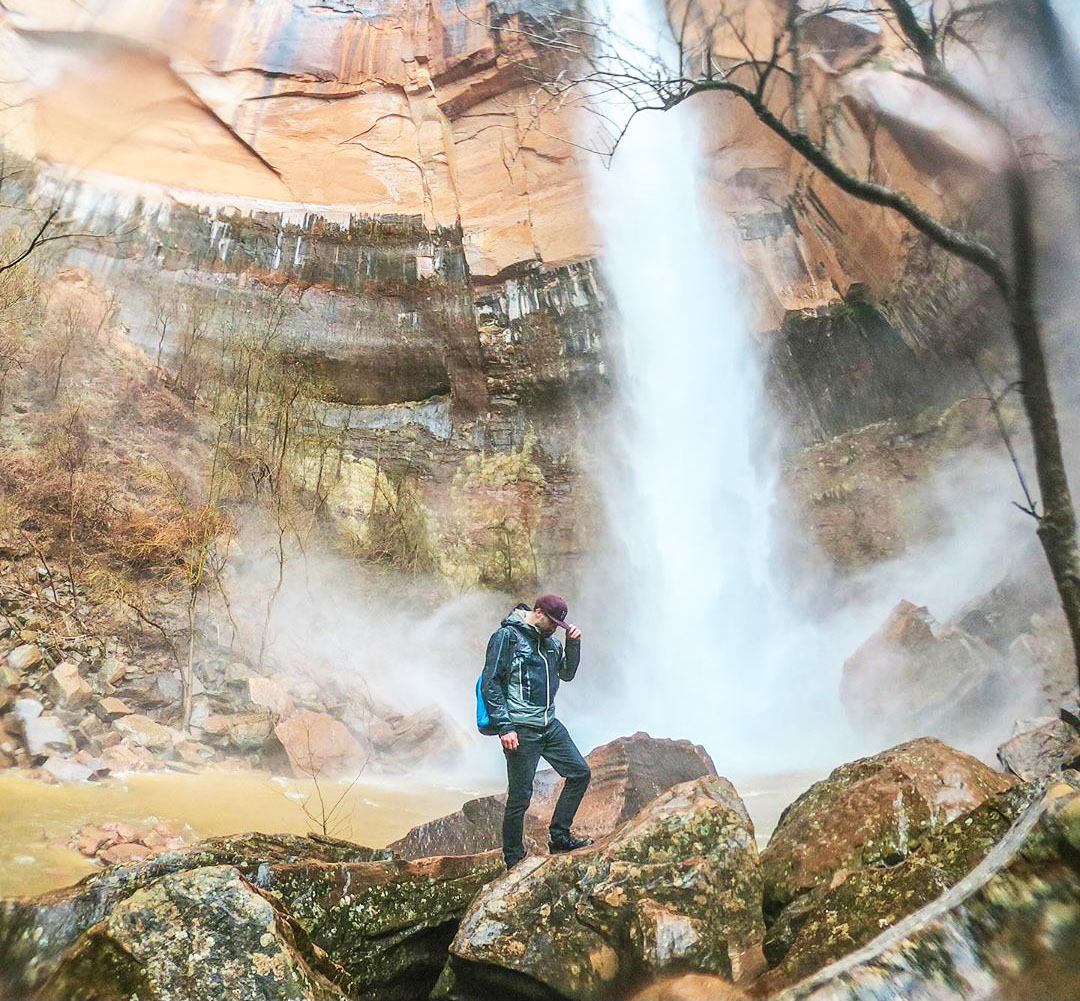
581;1;837;773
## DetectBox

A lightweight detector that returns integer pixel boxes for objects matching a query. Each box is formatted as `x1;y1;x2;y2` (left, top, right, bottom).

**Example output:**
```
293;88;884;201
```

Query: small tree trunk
182;597;196;730
1006;167;1080;691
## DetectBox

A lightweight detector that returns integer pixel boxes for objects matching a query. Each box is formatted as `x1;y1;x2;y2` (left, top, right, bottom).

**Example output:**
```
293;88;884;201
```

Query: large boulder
390;732;716;858
368;705;465;767
437;775;764;1001
273;711;370;777
0;831;502;1001
778;776;1080;1001
760;738;1014;964
840;600;1018;744
36;866;346;1001
0;833;392;999
256;851;504;999
758;783;1033;992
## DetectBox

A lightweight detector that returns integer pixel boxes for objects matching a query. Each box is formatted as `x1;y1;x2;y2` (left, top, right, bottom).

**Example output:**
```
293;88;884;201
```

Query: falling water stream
581;0;845;774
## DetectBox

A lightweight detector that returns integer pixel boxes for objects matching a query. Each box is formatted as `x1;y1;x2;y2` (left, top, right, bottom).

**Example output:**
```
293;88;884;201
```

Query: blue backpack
475;676;500;736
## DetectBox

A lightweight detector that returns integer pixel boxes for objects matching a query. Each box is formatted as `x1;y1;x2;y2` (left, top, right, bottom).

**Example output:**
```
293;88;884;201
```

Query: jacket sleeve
558;636;580;681
481;627;516;735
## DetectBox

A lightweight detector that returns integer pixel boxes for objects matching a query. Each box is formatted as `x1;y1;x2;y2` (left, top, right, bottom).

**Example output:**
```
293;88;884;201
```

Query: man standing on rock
481;594;592;868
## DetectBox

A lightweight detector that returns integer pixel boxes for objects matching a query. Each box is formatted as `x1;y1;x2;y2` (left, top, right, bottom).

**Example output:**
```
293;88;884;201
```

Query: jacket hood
502;605;538;634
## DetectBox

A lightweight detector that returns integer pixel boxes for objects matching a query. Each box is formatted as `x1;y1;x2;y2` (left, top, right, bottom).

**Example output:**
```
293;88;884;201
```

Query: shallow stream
0;769;489;898
0;766;822;899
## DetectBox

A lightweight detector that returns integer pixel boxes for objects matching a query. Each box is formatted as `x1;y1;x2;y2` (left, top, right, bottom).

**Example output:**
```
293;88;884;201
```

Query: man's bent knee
506;790;534;813
569;764;591;786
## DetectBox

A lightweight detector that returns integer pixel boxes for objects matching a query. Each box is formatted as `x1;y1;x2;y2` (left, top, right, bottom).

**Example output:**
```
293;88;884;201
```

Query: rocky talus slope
1;734;1077;1001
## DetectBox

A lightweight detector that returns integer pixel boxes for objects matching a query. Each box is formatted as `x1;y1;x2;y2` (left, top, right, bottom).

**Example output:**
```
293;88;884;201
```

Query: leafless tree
490;0;1080;688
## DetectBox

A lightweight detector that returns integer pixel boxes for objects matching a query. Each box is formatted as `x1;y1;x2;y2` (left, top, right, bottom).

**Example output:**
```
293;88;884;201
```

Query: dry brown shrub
112;374;196;434
113;499;230;582
0;451;112;543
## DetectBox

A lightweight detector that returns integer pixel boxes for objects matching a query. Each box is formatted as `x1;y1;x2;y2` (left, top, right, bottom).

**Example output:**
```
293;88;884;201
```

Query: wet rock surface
777;776;1080;1001
437;776;764;1001
761;738;1014;924
0;830;502;1001
390;732;716;858
37;866;347;1001
759;783;1034;991
997;714;1080;782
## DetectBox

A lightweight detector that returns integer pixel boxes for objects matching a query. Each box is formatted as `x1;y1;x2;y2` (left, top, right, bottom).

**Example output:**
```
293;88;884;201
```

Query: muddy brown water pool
0;766;824;899
0;769;492;898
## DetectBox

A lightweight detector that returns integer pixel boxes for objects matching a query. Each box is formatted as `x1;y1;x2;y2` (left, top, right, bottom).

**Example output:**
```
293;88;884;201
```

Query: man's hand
566;624;582;641
501;731;519;752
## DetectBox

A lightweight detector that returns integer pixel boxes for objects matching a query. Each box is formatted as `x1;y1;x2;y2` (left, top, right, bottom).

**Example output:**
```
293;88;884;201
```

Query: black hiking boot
547;833;593;854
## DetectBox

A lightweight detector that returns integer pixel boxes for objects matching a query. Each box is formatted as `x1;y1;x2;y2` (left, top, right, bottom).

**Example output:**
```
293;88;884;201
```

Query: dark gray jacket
481;607;580;734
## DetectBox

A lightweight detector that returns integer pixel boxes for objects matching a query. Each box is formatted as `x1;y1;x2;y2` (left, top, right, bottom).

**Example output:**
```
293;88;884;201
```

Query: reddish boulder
98;842;154;866
389;732;716;858
273;711;369;778
841;600;1016;743
762;738;1014;920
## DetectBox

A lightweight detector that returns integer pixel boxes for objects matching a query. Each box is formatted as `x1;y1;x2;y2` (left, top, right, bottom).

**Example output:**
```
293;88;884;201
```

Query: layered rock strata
0;0;1008;435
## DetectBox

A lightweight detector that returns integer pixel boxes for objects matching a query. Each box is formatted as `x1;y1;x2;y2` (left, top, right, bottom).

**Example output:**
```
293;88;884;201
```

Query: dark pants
502;718;591;866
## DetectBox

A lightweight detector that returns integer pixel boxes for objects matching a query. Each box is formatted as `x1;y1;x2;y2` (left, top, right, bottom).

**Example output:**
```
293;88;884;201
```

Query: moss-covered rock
758;783;1034;991
253;851;505;1000
777;776;1080;1000
36;866;346;1001
0;832;505;1001
439;776;764;1001
761;738;1014;928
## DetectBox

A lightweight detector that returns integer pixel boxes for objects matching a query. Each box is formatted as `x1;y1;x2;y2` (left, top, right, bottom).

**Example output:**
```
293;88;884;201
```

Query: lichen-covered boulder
761;737;1014;934
36;866;346;1001
0;833;388;999
757;783;1034;992
390;732;716;859
438;776;764;1001
251;851;505;1000
778;776;1080;1001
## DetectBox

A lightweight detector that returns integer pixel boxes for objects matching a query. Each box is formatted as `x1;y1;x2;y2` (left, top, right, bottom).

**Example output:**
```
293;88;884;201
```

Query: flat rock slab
0;831;502;1001
778;776;1080;1001
254;851;504;1000
439;775;764;1001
